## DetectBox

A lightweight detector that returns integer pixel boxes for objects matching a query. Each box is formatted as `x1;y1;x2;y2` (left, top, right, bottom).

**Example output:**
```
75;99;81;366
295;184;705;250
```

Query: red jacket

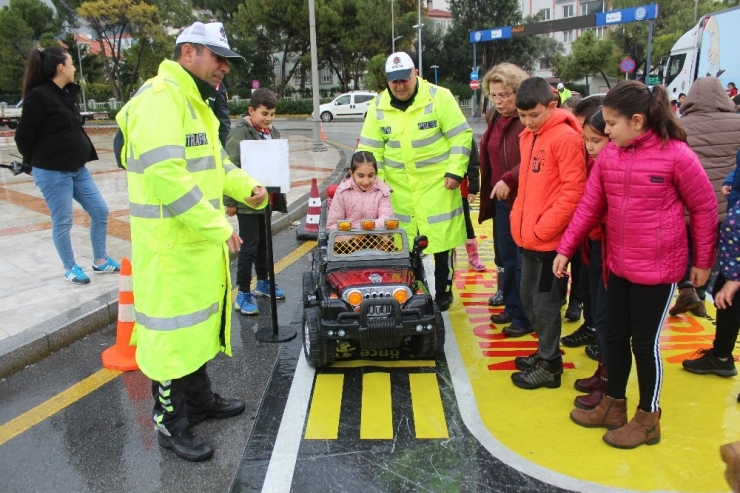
558;131;717;285
511;109;586;254
479;112;525;222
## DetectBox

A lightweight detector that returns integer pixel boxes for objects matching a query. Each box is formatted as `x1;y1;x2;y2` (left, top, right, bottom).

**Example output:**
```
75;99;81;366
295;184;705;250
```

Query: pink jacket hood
558;130;717;285
326;178;394;231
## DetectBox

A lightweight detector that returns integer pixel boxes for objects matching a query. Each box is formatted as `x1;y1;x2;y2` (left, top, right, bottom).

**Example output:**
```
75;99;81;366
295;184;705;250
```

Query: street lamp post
431;65;439;85
308;0;326;152
415;0;423;77
391;0;396;52
75;37;87;112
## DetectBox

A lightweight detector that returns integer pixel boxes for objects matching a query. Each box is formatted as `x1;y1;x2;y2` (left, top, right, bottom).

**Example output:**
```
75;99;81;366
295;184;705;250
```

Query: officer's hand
468;193;477;204
444;177;461;190
245;186;267;208
225;206;237;217
226;231;242;253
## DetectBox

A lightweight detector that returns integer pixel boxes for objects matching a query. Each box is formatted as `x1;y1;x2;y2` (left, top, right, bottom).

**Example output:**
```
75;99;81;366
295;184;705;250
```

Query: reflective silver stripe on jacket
129;197;219;219
424;103;434;115
360;136;384;148
429;86;438;97
168;186;204;216
386;140;401;148
411;132;443;148
127;145;186;173
135;302;220;331
443;122;471;140
221;149;228;162
223;163;239;174
449;145;472;157
416;151;449;167
396;213;412;223
186;156;216;172
185;100;196;119
134;83;153;97
384;157;405;169
428;206;464;224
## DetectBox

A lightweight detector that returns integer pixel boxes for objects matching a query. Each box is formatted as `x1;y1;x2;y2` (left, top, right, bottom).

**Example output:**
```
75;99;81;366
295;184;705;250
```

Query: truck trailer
662;6;740;101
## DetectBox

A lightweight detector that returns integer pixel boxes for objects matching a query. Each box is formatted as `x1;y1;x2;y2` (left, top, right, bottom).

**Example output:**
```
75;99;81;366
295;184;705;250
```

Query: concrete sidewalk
0;128;346;378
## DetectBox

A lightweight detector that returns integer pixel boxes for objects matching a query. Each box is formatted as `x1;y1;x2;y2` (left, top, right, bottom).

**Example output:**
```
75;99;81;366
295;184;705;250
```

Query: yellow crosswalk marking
331;360;436;368
360;372;393;439
304;374;344;439
409;373;449;439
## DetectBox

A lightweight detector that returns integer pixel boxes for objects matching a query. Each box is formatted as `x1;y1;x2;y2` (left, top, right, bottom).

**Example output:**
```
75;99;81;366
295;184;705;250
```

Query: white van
318;91;377;122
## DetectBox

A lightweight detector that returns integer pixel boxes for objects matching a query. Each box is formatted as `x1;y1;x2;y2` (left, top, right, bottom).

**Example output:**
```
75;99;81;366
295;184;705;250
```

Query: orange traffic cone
296;177;321;240
320;122;327;141
102;257;138;371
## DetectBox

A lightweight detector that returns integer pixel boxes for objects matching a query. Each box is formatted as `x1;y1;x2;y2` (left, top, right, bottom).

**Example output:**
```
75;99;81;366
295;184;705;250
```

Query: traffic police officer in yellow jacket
358;52;473;311
116;22;268;462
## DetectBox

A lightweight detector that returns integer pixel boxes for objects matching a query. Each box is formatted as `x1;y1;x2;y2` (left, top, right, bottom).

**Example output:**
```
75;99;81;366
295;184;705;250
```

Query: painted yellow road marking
0;369;121;447
360;372;393;439
2;240;316;448
409;373;448;439
331;359;436;368
304;374;344;439
325;140;355;151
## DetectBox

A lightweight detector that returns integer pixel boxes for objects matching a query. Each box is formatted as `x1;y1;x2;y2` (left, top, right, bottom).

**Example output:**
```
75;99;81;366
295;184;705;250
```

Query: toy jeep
302;209;445;368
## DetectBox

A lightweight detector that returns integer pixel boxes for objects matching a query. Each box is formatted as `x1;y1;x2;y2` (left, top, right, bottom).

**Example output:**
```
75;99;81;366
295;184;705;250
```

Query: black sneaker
561;323;597;348
585;344;599;361
514;351;540;371
187;393;246;424
511;360;562;389
435;292;453;312
488;291;505;306
158;428;213;462
564;301;583;322
682;348;738;377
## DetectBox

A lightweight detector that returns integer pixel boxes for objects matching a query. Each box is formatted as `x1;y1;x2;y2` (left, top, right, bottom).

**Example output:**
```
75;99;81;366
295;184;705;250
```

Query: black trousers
151;363;214;434
462;198;475;240
605;273;675;412
236;213;268;291
434;249;455;296
712;274;740;358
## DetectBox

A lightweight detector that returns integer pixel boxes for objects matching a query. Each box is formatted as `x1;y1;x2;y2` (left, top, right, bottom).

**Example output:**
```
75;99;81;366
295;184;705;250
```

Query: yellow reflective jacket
116;60;267;382
357;78;472;253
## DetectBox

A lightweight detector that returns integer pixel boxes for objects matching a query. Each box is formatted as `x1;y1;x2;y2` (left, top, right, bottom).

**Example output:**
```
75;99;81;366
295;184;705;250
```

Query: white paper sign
239;139;290;193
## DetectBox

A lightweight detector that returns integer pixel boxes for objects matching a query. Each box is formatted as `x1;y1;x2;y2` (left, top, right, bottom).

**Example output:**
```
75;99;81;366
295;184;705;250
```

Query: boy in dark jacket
225;88;286;315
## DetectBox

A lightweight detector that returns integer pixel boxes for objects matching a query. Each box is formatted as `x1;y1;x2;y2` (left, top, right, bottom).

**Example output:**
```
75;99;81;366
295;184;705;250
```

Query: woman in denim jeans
15;46;119;284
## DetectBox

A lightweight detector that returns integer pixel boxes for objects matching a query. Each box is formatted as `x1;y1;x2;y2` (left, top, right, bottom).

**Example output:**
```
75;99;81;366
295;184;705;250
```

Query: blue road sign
595;4;658;26
470;71;479;81
469;27;513;43
620;57;636;74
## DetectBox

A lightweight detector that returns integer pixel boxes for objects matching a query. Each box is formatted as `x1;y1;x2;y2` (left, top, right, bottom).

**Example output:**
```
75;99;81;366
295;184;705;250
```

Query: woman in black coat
15;46;119;284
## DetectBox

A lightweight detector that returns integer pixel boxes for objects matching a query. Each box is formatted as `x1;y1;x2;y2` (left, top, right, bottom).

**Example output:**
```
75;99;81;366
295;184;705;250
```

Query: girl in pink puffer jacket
553;81;717;450
327;151;394;231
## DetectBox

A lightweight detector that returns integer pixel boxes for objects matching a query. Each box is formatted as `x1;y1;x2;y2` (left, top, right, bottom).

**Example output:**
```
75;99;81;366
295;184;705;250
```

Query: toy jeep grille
332;233;404;255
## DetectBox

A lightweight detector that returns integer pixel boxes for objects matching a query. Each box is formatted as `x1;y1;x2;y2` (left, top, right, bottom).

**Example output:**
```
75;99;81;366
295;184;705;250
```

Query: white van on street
317;91;377;122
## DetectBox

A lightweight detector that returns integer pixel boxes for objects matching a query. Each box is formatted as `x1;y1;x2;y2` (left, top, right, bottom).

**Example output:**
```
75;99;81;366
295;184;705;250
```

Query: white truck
662;6;740;101
0;101;96;129
0;101;22;129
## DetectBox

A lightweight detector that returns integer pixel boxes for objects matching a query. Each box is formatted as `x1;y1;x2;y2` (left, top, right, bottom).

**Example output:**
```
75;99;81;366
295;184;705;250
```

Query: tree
77;0;162;100
555;29;615;93
0;0;61;96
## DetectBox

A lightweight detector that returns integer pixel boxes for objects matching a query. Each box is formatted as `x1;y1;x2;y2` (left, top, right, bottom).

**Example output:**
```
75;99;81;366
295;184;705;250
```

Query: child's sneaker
92;256;121;274
235;291;259;315
65;265;90;285
253;279;285;299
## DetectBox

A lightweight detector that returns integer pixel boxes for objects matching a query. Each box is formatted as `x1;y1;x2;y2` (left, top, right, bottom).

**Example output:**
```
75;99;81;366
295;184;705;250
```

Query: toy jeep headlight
393;287;409;303
345;289;364;306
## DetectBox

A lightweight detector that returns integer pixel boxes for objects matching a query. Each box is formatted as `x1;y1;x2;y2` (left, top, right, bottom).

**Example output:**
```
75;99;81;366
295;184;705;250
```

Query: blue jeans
33;166;109;271
494;198;530;329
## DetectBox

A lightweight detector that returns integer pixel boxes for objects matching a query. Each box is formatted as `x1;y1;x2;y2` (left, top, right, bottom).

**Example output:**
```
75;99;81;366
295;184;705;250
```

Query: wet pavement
0;119;737;492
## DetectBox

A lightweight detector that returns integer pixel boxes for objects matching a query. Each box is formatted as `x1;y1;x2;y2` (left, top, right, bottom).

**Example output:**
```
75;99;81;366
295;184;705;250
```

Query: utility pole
76;36;87;112
392;0;396;52
308;0;326;152
416;0;423;77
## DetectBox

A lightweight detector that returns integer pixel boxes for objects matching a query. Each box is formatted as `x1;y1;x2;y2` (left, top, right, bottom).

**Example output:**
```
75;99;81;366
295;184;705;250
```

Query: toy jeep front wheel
409;307;446;359
303;307;335;368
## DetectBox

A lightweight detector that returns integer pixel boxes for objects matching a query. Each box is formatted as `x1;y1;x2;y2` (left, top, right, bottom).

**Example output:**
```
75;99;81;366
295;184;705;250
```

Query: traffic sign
469;80;480;90
251;79;260;89
648;75;660;85
470;70;479;81
619;57;635;74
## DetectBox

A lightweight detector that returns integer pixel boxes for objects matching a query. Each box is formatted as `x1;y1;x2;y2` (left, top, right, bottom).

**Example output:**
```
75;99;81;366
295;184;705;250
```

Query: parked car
0;101;22;129
316;91;377;122
302;206;445;367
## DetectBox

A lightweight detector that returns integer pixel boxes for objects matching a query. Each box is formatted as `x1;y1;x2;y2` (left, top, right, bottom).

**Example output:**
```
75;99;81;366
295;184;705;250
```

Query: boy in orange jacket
509;77;587;390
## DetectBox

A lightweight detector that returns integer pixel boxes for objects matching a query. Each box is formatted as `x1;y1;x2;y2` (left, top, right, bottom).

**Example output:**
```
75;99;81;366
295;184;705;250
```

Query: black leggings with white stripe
605;273;676;413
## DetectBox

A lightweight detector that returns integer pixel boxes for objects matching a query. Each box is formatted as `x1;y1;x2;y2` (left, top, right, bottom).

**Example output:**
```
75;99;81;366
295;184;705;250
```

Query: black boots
158;428;213;462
